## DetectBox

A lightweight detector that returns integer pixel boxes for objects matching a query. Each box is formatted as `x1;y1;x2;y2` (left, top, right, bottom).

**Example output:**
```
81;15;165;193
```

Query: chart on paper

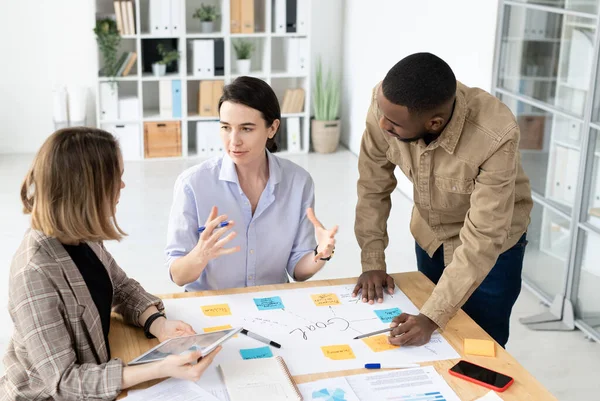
161;284;459;396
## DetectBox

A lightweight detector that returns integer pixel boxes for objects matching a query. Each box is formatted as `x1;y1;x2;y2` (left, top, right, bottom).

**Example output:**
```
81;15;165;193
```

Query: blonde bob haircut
21;127;126;243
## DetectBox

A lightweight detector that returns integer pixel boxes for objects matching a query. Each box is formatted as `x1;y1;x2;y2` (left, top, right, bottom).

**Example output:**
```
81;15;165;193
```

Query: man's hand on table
352;271;395;304
388;313;438;346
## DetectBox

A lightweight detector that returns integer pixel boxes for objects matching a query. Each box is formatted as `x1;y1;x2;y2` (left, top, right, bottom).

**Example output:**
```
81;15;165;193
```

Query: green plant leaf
313;55;340;121
233;39;254;60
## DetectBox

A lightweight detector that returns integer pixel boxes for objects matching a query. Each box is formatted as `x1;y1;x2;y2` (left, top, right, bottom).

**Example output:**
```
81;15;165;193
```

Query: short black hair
382;53;456;114
219;76;281;152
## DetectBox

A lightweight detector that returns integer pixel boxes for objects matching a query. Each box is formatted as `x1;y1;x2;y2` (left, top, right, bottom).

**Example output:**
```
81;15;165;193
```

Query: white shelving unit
94;0;312;160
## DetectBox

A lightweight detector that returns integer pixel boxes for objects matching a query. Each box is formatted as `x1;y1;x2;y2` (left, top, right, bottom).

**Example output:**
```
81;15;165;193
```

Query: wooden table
110;272;557;401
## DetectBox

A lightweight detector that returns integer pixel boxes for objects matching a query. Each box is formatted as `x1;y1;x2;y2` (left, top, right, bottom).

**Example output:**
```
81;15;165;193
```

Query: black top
63;243;113;359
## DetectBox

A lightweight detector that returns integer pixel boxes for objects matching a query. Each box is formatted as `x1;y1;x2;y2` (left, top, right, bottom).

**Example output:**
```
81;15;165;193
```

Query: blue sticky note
254;296;285;310
240;346;273;360
375;308;402;323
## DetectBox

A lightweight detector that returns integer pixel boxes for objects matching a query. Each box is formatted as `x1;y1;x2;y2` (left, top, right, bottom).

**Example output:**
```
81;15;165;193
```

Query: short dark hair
218;76;281;152
382;52;456;114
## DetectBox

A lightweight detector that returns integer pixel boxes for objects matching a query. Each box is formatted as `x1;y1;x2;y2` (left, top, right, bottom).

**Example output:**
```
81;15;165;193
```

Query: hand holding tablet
128;327;242;365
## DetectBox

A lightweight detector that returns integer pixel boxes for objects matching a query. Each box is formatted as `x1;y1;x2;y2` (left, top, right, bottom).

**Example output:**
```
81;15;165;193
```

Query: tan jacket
355;82;533;328
1;229;164;400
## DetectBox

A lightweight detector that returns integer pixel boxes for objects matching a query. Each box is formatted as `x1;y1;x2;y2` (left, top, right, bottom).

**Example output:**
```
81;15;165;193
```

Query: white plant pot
152;63;166;77
236;59;251;75
201;21;214;33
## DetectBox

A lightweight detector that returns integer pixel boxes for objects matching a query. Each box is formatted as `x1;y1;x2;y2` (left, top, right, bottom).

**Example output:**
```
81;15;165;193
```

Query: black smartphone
449;360;514;392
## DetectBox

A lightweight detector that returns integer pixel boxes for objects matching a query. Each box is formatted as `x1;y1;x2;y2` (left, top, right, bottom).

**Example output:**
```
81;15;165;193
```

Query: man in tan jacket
353;53;533;347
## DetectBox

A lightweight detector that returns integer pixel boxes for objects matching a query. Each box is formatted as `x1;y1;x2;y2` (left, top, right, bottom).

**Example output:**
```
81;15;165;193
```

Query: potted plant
152;44;180;77
94;18;121;78
232;39;254;74
311;57;341;153
192;4;220;33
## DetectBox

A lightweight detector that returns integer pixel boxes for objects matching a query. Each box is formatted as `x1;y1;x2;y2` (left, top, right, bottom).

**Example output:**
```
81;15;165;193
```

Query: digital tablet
128;327;242;365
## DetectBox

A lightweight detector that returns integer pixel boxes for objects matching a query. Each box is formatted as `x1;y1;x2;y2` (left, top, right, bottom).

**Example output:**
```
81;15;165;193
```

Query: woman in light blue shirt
166;77;338;291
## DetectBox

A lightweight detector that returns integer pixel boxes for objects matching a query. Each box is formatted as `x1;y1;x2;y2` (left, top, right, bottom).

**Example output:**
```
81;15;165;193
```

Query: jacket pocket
433;175;475;209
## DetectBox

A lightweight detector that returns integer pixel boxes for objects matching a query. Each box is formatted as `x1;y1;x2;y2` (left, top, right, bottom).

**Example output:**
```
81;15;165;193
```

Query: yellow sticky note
362;334;400;352
311;293;341;307
321;345;356;360
464;338;495;357
204;324;233;333
204;324;237;337
201;304;232;317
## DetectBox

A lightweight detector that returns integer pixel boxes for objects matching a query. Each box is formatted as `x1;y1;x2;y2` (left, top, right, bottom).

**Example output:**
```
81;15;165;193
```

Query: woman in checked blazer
1;128;220;400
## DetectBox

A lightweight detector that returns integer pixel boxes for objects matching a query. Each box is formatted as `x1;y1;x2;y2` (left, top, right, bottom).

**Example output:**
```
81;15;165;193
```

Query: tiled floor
0;149;598;400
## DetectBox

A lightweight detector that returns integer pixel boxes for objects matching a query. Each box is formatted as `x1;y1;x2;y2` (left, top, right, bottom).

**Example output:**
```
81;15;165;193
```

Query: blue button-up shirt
165;151;316;291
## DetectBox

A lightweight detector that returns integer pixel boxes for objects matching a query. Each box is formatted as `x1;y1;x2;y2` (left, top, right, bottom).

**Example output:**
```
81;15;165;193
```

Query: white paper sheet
124;378;220;401
346;366;461;401
161;285;459;397
474;391;504;401
298;377;360;401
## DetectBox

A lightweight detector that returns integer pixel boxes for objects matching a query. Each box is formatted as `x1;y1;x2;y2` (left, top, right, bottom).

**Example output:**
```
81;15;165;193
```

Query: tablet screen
130;328;240;365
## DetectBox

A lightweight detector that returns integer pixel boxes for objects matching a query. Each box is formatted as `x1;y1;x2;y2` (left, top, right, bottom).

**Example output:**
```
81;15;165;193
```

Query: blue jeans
416;234;527;347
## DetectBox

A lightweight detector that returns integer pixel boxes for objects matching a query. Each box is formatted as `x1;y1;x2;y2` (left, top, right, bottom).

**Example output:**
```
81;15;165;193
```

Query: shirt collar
218;150;281;186
435;87;467;154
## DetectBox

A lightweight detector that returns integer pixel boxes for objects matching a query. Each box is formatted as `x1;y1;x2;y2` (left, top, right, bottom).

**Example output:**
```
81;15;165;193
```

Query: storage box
144;121;181;158
102;123;141;160
517;115;545;150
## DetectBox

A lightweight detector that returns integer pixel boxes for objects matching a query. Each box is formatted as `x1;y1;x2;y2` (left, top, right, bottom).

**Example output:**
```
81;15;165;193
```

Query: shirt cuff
361;250;386;272
105;358;125;397
419;291;459;330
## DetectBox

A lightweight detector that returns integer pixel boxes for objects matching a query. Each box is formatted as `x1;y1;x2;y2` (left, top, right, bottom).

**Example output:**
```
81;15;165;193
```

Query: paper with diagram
162;284;459;395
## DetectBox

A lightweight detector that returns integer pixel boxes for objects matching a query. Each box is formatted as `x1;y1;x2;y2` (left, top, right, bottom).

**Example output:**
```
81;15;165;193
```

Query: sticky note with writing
311;293;341;307
254;296;285;310
362;334;399;352
240;346;274;360
201;304;231;317
374;308;402;323
321;345;356;360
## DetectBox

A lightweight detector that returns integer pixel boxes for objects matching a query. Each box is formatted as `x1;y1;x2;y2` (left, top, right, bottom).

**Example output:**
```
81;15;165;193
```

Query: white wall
310;0;344;114
0;0;97;155
340;0;500;156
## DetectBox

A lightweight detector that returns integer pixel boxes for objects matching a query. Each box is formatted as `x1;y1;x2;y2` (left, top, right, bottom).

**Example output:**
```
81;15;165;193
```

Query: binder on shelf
281;89;293;113
103;123;141;160
100;82;119;121
193;40;215;78
551;145;568;203
150;0;169;35
159;80;173;118
113;1;124;34
171;0;182;35
214;39;225;76
296;0;308;34
160;0;171;35
121;1;131;35
286;38;308;74
274;0;286;34
286;0;297;32
212;80;224;116
196;121;221;157
126;0;135;34
118;96;139;120
564;148;579;205
172;80;182;118
286;117;301;152
230;0;242;33
241;0;255;33
199;81;214;116
52;87;68;125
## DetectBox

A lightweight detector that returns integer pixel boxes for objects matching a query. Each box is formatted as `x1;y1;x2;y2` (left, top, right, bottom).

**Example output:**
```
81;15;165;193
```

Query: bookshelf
94;0;312;160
